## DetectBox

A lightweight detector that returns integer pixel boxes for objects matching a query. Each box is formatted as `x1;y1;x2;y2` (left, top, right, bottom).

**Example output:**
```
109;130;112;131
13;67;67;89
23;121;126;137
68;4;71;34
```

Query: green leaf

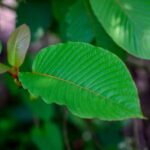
0;42;2;54
51;0;76;41
84;1;127;60
31;123;63;150
51;0;76;21
7;24;31;67
90;0;150;59
27;98;54;122
66;0;94;42
0;63;10;74
19;42;143;120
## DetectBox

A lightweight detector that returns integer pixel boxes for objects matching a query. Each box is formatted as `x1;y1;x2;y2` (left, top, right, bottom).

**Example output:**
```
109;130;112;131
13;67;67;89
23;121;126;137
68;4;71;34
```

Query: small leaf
31;122;63;150
7;24;31;67
51;0;76;41
0;63;10;74
0;42;2;54
19;42;143;120
51;0;76;21
66;0;94;42
28;98;54;122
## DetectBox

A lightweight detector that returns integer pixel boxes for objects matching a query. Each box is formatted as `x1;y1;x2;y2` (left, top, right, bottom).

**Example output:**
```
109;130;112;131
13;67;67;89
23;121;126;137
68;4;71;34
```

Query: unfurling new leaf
19;42;143;121
7;24;31;67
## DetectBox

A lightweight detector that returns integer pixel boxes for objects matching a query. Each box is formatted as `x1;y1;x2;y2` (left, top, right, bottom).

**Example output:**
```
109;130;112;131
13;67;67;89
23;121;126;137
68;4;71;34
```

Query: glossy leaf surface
19;42;143;120
90;0;150;59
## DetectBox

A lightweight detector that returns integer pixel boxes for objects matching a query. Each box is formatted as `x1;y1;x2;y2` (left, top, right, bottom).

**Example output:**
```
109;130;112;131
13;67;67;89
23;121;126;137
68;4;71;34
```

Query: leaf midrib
32;72;140;114
33;71;106;100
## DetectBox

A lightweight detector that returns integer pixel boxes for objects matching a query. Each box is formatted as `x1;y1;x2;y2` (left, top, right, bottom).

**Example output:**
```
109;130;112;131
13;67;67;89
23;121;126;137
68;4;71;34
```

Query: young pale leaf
90;0;150;59
0;42;2;54
19;42;143;120
0;63;10;74
7;24;31;67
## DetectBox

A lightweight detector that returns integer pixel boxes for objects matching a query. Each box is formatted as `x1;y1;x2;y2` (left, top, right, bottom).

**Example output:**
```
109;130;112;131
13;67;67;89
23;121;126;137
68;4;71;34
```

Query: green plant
0;24;144;120
1;0;150;149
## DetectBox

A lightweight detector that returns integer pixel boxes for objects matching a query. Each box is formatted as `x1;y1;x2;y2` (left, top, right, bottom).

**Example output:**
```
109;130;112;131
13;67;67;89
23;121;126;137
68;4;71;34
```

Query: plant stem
85;120;102;149
63;109;71;150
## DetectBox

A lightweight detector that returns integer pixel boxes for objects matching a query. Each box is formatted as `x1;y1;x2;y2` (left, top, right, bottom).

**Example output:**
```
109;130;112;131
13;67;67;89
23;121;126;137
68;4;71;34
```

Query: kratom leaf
90;0;150;59
7;24;31;67
0;63;10;74
19;42;143;120
66;0;94;42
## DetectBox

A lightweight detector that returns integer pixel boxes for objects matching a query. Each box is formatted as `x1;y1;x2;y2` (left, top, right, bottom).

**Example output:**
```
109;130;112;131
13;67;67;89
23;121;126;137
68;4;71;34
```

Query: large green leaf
19;42;143;120
90;0;150;59
66;0;94;42
7;24;31;67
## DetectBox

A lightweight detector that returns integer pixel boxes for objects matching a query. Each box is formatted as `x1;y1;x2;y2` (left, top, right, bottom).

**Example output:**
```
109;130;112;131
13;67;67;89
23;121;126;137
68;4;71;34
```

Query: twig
133;119;148;150
85;120;102;149
63;109;71;150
